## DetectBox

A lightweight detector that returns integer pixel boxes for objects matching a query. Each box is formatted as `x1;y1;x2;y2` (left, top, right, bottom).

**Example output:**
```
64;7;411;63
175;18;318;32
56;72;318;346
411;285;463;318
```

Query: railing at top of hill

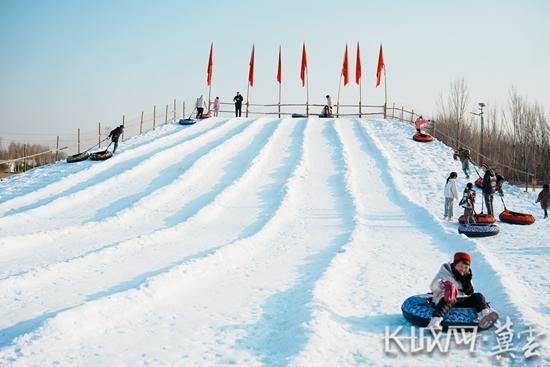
1;100;540;192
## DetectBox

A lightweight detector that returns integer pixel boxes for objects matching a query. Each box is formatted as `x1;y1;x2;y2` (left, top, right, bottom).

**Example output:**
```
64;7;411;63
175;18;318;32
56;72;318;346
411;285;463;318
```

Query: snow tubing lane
475;177;483;188
89;150;113;161
66;152;89;163
179;118;197;125
412;132;433;142
458;213;496;224
499;210;536;225
402;294;479;329
458;223;500;237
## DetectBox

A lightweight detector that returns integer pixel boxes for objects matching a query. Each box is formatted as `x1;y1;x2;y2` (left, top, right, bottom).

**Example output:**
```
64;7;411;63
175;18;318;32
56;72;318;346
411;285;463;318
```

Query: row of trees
0;142;66;173
433;78;549;186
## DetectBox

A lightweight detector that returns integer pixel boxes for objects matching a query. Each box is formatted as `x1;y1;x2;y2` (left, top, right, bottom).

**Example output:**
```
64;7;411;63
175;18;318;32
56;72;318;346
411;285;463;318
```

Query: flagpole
246;82;250;118
306;68;309;117
359;79;362;118
336;74;342;118
383;67;388;118
208;84;212;113
278;82;281;118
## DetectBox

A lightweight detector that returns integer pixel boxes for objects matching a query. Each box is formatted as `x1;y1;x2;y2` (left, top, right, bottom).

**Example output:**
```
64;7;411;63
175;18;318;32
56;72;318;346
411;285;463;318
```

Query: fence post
23;144;26;172
140;111;144;134
55;136;59;161
401;106;404;121
153;105;156;130
383;102;387;119
391;103;395;119
433;120;437;139
165;104;168;125
122;115;125;141
98;122;101;148
173;99;176;122
411;110;414;123
77;128;80;154
182;101;185;118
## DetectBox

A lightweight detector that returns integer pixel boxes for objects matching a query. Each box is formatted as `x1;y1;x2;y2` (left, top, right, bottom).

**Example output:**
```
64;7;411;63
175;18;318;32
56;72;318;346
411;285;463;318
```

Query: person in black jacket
108;125;124;154
233;92;244;117
480;163;503;216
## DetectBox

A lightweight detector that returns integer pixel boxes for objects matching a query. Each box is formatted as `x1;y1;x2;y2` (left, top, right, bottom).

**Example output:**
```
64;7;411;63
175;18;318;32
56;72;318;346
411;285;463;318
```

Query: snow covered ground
0;117;548;366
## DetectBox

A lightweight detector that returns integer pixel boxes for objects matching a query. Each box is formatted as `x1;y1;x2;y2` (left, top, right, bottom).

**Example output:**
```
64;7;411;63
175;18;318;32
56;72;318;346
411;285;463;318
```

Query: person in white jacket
443;172;459;221
426;252;499;332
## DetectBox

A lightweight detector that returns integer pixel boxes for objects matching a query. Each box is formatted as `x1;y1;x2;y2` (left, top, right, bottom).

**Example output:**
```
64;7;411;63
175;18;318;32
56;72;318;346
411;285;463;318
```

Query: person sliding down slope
414;115;431;134
427;252;499;332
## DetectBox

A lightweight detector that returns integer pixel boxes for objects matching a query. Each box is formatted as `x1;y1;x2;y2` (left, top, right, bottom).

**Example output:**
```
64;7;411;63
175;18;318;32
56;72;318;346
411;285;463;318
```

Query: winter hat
453;252;471;265
481;163;489;170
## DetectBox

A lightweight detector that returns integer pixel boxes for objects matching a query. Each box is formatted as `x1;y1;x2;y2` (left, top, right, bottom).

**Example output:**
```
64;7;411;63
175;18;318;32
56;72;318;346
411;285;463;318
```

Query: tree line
0;142;67;172
433;78;549;186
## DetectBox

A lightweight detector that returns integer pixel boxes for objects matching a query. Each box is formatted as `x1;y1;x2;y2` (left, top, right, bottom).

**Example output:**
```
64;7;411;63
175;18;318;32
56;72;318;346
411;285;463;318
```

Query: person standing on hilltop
233;92;244;117
195;95;206;118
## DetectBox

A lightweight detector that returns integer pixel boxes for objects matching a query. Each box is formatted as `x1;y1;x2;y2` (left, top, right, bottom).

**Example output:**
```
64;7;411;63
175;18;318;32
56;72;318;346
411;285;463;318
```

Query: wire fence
384;103;541;192
4;99;541;192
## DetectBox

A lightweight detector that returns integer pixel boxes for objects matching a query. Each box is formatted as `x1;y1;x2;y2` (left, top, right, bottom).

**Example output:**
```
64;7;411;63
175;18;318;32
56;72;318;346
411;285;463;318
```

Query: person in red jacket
414;115;431;134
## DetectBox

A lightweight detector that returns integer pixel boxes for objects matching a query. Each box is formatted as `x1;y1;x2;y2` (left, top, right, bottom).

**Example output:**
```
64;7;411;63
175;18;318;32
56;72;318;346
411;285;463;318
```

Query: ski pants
433;293;488;318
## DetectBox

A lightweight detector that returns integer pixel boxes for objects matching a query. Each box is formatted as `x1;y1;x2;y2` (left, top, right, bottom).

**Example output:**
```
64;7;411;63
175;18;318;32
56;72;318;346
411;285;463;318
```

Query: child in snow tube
459;183;476;224
426;252;499;331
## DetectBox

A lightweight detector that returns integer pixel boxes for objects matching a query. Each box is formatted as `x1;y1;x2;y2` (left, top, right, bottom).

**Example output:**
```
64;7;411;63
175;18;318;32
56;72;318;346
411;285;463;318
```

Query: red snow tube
499;210;536;225
199;112;212;119
475;177;483;188
458;213;496;224
412;132;433;142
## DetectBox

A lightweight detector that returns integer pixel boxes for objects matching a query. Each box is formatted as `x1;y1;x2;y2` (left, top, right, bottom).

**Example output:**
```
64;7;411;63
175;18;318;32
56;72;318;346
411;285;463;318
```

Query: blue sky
1;0;549;146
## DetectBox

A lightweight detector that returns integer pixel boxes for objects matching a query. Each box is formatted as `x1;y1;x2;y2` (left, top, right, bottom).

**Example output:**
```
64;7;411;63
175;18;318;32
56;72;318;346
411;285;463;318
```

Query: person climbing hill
108;125;124;154
536;184;550;218
426;252;499;331
453;148;471;178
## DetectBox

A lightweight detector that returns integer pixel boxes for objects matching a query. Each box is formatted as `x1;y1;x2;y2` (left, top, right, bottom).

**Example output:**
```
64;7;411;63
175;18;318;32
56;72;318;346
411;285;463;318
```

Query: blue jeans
462;160;470;177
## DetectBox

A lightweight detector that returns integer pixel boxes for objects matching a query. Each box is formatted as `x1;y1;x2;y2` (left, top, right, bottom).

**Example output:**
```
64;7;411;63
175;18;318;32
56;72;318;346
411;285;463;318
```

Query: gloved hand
441;280;458;303
499;192;504;197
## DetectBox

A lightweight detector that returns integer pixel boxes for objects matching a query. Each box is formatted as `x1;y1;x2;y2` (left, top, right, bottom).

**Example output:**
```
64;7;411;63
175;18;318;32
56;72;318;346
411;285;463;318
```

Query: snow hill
0;117;548;366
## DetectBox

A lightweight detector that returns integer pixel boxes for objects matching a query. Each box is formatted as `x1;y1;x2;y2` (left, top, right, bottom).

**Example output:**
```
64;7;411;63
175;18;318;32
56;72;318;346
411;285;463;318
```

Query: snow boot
427;317;443;332
478;307;499;329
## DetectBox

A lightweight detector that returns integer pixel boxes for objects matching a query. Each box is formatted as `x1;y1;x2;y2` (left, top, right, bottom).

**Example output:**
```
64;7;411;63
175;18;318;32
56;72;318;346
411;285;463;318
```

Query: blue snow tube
401;293;478;329
458;223;500;238
291;113;307;118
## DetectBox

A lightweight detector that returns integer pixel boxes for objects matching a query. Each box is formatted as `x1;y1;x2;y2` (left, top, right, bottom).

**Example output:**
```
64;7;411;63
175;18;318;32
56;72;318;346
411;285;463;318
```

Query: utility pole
470;102;485;163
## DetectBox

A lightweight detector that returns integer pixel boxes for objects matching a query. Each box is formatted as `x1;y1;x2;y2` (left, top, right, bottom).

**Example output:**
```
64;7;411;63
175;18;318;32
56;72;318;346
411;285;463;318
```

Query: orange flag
207;43;213;86
248;44;255;87
277;46;282;84
342;44;349;86
355;42;362;85
376;44;385;87
300;43;307;87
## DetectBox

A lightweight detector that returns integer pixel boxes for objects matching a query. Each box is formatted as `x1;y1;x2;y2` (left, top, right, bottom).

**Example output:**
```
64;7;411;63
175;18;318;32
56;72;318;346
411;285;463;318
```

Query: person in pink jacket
415;115;431;133
212;97;221;117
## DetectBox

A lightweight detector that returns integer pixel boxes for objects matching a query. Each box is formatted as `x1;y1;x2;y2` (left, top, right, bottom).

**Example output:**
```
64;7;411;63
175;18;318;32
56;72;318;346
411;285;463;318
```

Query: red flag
300;43;307;87
342;44;349;86
207;43;213;86
376;44;385;87
355;42;362;85
277;46;282;84
248;44;255;87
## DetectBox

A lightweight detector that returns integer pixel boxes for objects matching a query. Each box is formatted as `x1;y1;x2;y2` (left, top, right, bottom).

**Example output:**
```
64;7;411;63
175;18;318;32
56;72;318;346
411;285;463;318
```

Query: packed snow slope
0;117;548;366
